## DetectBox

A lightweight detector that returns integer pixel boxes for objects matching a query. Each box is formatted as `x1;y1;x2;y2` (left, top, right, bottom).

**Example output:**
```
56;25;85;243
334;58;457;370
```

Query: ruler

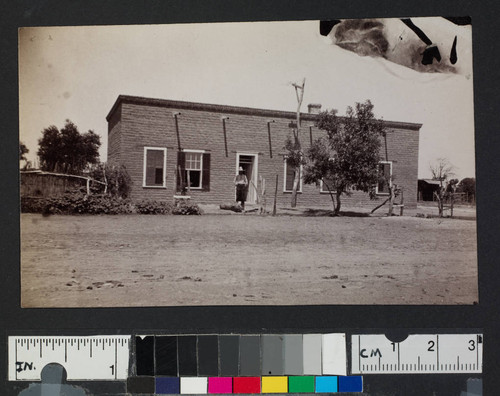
351;334;483;374
8;336;131;381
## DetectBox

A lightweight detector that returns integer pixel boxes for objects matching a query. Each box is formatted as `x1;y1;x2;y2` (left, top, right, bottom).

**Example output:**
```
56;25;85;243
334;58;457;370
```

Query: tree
37;120;101;174
458;177;475;203
303;100;385;215
19;141;29;161
19;141;31;170
430;158;456;216
89;163;132;198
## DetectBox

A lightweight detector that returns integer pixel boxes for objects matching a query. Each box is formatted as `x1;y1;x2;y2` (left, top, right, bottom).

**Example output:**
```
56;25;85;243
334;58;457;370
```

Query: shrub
21;192;203;216
89;163;132;198
172;202;203;215
135;200;173;215
38;191;133;215
21;197;47;213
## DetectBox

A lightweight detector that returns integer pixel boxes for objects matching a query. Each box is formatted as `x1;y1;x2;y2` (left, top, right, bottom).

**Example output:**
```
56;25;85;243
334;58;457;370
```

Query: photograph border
2;0;500;394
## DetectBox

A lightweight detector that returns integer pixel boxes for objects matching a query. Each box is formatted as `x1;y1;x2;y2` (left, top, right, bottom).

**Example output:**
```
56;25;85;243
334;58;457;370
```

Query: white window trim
376;160;392;195
143;146;167;188
182;149;205;190
283;158;303;193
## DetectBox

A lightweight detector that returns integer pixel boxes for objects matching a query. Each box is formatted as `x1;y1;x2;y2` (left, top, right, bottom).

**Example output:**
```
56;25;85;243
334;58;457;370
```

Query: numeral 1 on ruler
351;334;482;374
8;336;131;381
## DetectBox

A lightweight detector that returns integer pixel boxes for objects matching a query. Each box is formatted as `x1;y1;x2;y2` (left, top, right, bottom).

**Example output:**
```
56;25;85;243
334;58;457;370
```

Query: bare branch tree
289;78;305;208
430;158;456;217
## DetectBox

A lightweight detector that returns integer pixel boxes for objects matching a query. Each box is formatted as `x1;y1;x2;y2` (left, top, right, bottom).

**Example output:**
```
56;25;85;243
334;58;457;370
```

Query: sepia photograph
19;17;477;307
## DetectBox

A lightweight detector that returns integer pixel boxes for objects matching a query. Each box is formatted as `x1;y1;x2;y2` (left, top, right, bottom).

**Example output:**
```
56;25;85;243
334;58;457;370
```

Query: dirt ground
20;205;478;307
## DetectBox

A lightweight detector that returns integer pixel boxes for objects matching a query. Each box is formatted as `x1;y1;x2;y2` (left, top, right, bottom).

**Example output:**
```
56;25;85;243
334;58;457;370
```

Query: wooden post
86;178;90;195
222;119;229;157
272;174;278;216
174;114;181;150
451;192;454;217
103;166;107;194
388;184;395;216
400;188;404;216
267;121;273;158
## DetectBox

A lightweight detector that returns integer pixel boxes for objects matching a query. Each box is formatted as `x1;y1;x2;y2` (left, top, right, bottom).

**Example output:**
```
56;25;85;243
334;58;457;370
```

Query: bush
135;200;173;214
31;191;133;215
89;163;132;198
21;197;47;213
172;202;203;215
21;192;203;216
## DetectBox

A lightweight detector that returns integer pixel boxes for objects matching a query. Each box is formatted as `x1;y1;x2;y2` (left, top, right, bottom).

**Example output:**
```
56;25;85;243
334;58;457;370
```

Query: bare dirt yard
20;207;478;307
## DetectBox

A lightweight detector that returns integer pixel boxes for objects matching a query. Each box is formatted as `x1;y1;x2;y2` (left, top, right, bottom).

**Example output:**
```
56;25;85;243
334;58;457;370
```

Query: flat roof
106;95;422;131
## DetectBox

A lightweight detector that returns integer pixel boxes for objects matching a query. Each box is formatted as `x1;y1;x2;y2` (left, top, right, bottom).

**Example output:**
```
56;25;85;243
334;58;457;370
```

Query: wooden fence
20;171;106;197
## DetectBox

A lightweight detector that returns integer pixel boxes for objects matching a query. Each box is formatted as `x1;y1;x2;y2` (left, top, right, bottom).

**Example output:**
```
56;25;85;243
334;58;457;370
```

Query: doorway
236;153;258;204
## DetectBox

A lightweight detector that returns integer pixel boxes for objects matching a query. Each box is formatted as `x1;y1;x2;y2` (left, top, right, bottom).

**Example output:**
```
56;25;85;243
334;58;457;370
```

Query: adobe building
106;95;421;209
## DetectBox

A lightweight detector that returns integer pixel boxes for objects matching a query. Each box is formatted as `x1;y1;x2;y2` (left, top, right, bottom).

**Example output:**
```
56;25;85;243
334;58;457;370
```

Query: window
177;150;211;192
184;151;202;189
320;176;336;193
143;147;166;187
283;159;302;192
376;161;392;194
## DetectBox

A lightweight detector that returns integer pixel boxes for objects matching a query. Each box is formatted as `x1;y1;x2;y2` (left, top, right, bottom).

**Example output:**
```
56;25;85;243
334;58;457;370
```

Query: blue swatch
156;377;180;394
315;376;338;393
338;376;363;392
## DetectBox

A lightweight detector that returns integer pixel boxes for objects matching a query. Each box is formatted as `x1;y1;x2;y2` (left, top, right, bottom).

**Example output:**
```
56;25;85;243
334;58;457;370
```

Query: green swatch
288;376;315;393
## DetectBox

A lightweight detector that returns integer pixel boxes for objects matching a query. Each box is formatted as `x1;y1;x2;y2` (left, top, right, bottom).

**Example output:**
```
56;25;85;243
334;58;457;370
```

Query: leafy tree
458;177;475;203
89;163;132;198
19;141;29;161
303;100;386;215
37;120;101;174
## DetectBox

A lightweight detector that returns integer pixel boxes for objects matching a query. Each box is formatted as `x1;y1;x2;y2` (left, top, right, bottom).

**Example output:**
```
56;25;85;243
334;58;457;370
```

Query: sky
19;19;475;180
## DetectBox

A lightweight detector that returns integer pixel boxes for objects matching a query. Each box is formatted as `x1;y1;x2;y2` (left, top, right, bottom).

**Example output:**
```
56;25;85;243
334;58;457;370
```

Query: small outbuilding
106;95;421;208
418;179;442;201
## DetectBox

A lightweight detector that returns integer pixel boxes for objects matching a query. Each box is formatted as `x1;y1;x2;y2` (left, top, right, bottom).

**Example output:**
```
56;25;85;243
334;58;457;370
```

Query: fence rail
20;170;106;197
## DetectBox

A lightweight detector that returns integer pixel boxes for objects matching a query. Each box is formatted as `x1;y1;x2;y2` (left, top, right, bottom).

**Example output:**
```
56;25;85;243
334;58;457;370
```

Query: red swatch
233;377;261;394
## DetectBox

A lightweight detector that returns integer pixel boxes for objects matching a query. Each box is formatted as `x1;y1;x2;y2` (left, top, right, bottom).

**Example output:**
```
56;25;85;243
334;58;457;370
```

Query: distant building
107;95;421;208
418;179;442;201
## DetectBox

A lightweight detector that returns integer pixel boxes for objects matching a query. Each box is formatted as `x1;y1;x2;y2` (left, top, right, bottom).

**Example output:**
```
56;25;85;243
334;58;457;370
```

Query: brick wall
107;104;122;166
108;97;420;209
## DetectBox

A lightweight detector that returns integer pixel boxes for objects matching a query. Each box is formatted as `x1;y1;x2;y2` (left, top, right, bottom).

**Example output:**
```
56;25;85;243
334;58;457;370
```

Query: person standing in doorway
234;166;248;210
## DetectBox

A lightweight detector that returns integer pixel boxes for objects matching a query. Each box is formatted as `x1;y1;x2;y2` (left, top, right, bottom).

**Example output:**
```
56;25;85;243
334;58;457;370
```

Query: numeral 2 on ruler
351;334;482;374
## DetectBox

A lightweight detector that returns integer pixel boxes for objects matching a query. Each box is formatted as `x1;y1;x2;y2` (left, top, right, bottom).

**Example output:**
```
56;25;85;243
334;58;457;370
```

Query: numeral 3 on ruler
351;334;482;374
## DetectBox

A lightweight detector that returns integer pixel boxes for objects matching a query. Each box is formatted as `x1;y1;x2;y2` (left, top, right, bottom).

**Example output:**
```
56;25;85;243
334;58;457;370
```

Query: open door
236;153;258;204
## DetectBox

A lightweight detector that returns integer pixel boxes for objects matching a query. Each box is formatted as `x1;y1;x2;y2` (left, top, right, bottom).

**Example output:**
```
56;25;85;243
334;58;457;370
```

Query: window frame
376;160;393;195
143;146;167;188
320;178;336;194
283;157;303;193
183;149;204;190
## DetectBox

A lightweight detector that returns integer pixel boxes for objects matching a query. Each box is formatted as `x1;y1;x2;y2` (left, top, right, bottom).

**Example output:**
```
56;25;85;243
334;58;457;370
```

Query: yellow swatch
261;376;288;393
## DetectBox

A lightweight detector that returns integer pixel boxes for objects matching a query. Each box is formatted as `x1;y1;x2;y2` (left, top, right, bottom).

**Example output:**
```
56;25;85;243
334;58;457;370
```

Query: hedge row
21;193;203;215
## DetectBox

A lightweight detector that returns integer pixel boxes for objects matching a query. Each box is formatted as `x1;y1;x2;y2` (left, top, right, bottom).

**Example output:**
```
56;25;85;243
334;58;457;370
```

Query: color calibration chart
130;333;358;394
9;333;483;395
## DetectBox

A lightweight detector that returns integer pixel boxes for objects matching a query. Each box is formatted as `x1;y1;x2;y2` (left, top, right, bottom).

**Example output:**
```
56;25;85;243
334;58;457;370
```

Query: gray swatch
261;335;284;375
239;335;261;376
219;335;239;376
303;334;322;375
283;334;303;375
